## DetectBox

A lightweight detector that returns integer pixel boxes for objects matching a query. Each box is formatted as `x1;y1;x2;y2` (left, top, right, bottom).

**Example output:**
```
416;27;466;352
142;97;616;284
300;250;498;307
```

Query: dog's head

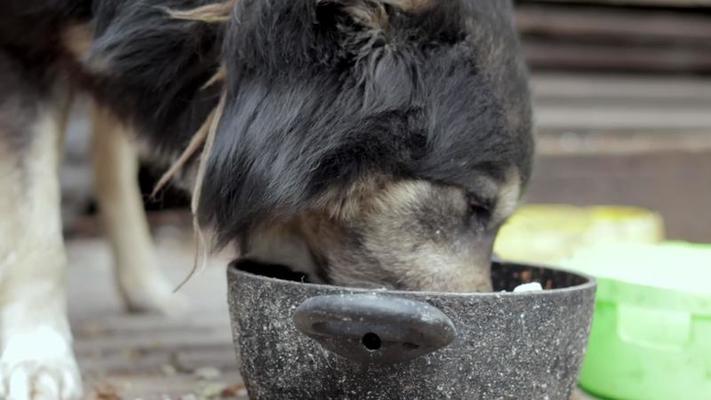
194;0;533;291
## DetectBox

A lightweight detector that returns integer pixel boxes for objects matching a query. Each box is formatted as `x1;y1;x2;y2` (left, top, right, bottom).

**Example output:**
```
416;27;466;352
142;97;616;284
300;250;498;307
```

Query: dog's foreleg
0;94;82;399
91;105;187;315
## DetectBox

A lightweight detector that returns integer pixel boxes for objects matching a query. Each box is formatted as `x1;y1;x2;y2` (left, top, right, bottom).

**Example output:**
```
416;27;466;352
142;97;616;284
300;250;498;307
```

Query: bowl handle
293;294;456;364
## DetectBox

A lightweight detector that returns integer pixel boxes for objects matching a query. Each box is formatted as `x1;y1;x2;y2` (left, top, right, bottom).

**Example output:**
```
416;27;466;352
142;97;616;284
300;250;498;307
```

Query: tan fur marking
315;175;388;221
352;0;433;28
343;2;390;30
245;219;325;282
60;24;94;59
370;180;429;212
320;0;433;31
381;0;432;12
362;181;494;292
167;0;238;23
301;179;491;291
492;169;521;225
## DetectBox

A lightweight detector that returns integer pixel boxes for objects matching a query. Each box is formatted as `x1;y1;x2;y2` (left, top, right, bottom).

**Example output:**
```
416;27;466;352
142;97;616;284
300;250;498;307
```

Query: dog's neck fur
241;222;325;283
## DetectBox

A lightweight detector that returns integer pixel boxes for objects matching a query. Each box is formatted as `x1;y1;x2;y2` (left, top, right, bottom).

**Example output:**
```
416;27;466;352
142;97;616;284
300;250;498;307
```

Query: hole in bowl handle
293;294;456;364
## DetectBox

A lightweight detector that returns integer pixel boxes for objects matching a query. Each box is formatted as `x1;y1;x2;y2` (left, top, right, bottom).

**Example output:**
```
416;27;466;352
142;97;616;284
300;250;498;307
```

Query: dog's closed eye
466;193;493;224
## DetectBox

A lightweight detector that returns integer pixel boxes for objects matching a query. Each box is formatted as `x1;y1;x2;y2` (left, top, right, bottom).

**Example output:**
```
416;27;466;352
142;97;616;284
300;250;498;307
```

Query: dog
0;0;533;398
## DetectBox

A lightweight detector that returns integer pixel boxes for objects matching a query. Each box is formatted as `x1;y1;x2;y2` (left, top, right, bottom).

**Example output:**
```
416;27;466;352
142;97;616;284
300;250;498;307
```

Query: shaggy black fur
198;0;533;246
0;1;91;51
89;0;224;158
0;0;533;249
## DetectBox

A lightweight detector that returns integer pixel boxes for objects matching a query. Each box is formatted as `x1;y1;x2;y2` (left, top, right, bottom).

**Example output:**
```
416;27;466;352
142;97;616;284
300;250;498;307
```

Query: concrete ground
67;220;247;399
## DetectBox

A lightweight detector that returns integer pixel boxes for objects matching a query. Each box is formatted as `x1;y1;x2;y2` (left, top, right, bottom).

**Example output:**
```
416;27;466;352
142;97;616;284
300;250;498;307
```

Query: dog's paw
0;361;82;400
124;287;190;317
119;271;190;317
0;327;82;400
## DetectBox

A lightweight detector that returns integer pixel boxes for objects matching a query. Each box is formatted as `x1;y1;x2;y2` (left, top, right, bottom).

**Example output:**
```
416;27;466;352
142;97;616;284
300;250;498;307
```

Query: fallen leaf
94;383;121;400
220;384;247;398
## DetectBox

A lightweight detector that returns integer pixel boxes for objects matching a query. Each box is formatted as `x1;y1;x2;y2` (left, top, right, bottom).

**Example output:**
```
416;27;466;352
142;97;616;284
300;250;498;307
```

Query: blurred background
516;0;711;243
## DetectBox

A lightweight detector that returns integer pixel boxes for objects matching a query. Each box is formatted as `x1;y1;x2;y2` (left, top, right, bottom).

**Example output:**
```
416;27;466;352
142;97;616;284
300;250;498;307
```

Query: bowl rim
228;259;597;298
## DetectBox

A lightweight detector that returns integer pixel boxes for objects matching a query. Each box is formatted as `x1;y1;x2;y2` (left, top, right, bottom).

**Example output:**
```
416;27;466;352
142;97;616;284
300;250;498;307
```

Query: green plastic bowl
567;242;711;400
494;205;664;266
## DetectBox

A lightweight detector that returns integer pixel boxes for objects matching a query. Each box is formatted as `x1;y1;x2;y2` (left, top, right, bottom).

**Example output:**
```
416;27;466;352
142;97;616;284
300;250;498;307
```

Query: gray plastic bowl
227;260;596;400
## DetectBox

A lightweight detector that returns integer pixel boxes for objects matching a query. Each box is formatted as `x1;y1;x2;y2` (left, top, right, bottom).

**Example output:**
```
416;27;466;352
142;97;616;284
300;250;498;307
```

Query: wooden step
526;73;711;242
515;3;711;73
518;4;711;43
519;0;711;7
532;73;711;134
